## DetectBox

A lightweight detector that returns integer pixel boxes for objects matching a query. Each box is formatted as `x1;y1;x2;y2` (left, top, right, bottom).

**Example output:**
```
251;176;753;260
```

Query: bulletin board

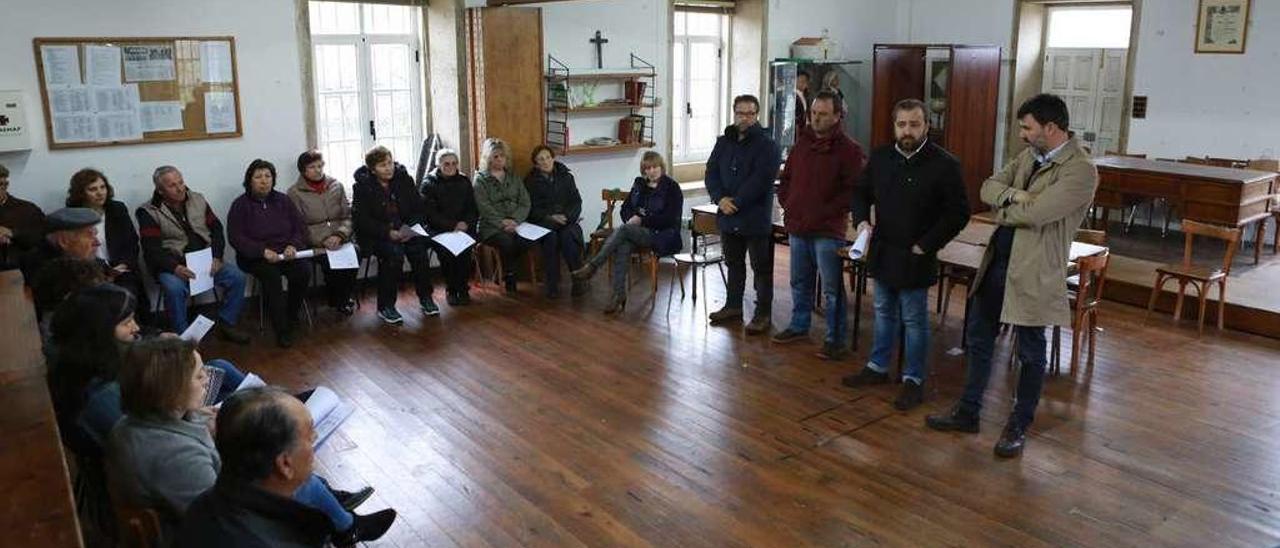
33;36;242;150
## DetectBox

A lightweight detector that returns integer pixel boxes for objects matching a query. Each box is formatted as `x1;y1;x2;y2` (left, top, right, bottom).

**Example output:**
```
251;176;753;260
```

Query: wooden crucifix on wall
590;30;608;69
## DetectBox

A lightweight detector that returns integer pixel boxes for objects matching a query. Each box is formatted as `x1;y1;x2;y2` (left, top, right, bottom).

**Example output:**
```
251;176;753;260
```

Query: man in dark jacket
0;164;48;273
351;146;436;324
772;91;866;360
421;148;480;306
843;98;969;410
178;388;396;547
705;94;783;334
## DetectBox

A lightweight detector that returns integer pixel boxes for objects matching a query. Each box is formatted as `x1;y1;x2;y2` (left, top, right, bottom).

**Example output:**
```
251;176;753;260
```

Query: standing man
705;94;783;334
841;99;969;407
137;165;250;343
925;94;1097;458
772;90;866;359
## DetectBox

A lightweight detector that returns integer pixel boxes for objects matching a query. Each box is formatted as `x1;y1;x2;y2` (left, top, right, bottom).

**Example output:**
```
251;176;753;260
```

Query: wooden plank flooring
202;252;1280;547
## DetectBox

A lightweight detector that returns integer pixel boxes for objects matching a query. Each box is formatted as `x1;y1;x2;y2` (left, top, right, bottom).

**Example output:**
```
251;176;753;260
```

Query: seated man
0;163;47;273
178;387;397;548
136;166;249;343
25;207;107;317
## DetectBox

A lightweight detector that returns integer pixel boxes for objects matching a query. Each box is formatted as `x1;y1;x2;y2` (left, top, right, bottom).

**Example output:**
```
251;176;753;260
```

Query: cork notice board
33;36;242;150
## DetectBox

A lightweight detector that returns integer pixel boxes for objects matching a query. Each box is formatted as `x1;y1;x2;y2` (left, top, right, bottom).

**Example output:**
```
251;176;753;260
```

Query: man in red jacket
772;90;866;360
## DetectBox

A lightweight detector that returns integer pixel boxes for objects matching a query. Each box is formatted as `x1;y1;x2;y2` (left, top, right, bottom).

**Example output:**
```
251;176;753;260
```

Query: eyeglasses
734;110;758;117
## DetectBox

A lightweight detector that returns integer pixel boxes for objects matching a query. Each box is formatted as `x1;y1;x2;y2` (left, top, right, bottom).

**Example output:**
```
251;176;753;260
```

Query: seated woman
107;337;393;546
46;283;246;540
525;145;586;299
227;159;312;348
288;150;357;317
420;148;479;306
352;146;436;325
474;138;532;296
65;168;150;324
572;151;683;313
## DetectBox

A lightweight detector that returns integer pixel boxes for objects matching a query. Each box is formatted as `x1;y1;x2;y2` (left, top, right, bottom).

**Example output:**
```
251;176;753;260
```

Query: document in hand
185;248;215;294
180;314;216;343
327;242;359;270
292;249;317;260
432;231;476;256
409;223;429;237
306;386;355;449
849;229;871;260
515;221;551;241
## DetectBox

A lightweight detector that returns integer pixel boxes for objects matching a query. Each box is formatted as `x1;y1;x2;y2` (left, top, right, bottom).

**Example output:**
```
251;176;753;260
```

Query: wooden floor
202;250;1280;547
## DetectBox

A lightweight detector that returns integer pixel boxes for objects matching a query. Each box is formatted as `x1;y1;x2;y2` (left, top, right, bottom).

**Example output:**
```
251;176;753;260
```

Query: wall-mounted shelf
545;53;656;157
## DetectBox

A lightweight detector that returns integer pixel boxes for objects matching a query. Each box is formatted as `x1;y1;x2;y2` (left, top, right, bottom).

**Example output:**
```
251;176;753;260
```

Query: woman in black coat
421;148;480;306
66;168;150;324
524;145;586;298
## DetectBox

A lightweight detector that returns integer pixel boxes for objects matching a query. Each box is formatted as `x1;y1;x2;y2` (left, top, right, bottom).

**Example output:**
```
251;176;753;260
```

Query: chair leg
650;254;659;296
1173;280;1188;322
1145;273;1166;319
1217;280;1228;330
1195;281;1209;336
1086;311;1098;367
1050;326;1060;376
939;277;953;328
1070;314;1084;373
1254;220;1266;265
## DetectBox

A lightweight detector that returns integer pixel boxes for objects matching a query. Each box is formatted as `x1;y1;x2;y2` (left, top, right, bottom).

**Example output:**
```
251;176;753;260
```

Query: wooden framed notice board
33;36;243;150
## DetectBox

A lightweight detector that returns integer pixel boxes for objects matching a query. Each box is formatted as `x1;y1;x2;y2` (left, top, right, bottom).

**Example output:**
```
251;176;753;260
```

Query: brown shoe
744;315;772;335
571;263;598;280
708;307;743;325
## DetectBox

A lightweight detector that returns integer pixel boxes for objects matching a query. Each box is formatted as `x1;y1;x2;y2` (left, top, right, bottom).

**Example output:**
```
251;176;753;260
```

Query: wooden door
945;45;1001;213
466;7;544;176
871;45;925;149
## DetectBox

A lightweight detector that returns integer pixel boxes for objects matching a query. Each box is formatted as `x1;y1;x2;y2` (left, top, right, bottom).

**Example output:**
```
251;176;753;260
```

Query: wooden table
0;270;83;547
1093;156;1276;230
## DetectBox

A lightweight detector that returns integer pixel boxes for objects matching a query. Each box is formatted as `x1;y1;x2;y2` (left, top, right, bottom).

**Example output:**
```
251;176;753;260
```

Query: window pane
363;4;413;35
1047;7;1132;48
310;1;359;35
685;12;719;37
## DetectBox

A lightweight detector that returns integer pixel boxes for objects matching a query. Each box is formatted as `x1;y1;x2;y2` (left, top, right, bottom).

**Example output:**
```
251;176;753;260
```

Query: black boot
333;508;397;547
994;420;1028;458
925;402;980;433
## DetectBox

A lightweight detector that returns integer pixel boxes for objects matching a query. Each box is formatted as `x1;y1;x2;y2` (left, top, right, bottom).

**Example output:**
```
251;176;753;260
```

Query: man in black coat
842;99;969;410
705;94;783;334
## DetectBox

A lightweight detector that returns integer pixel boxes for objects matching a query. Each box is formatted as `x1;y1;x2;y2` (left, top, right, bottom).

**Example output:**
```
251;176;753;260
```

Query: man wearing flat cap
23;207;110;317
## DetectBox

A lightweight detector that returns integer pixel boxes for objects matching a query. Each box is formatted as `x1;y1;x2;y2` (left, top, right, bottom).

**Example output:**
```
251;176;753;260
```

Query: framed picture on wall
1195;0;1250;54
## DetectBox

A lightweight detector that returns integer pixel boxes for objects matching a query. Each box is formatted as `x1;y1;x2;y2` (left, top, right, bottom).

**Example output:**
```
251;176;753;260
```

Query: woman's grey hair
478;138;510;173
152;165;180;186
435;147;459;166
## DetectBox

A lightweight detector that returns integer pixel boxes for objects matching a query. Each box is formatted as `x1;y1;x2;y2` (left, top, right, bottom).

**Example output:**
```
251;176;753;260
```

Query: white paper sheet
180;314;216;343
200;41;234;83
432;231;476;257
409;223;429;237
848;229;870;260
95;111;143;142
203;91;237;133
326;243;358;270
515;222;552;241
89;84;139;112
185;248;215;295
140;101;184;131
41;45;81;87
84;45;122;86
292;249;317;260
50;86;91;114
234;372;267;392
51;114;96;143
306;386;355;449
123;45;175;81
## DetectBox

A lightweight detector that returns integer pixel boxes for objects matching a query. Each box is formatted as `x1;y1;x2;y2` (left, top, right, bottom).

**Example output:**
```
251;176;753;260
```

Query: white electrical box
0;91;33;152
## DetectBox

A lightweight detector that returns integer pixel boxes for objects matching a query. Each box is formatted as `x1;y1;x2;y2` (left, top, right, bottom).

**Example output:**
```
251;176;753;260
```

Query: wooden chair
1067;229;1107;290
1145;219;1240;334
672;209;725;302
115;506;163;548
474;241;538;288
1052;250;1109;375
588;188;629;260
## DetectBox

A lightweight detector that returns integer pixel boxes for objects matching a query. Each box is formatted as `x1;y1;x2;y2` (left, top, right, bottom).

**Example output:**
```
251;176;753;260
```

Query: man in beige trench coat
925;94;1098;458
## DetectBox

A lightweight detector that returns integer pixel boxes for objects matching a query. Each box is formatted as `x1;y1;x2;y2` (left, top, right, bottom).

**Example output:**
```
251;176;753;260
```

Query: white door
673;10;725;164
1042;47;1126;156
310;1;424;182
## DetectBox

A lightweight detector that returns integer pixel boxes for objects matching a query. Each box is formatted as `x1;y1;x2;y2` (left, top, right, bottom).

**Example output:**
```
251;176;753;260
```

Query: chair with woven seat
1052;250;1109;375
1145;219;1240;334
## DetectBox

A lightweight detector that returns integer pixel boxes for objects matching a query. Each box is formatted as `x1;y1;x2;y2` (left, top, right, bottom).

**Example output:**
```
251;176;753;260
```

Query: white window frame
672;9;729;164
309;2;425;180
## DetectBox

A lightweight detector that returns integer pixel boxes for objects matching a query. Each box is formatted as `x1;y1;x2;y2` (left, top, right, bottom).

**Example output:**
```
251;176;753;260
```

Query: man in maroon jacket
772;90;866;360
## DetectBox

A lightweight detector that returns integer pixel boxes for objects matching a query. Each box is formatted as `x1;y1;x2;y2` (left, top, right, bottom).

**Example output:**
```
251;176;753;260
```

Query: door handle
686;102;693;117
369;120;377;140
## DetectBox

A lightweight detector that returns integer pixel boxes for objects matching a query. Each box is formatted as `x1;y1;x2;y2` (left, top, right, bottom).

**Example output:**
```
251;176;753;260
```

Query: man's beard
897;136;919;151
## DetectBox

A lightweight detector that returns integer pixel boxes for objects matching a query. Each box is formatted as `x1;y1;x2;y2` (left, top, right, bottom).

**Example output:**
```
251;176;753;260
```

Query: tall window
672;9;727;164
310;1;424;184
1047;6;1132;48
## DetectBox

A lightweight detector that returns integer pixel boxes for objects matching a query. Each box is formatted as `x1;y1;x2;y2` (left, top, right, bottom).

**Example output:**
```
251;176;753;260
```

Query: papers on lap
433;231;476;256
306;386;355;449
516;222;551;241
327;242;359;269
185;248;215;294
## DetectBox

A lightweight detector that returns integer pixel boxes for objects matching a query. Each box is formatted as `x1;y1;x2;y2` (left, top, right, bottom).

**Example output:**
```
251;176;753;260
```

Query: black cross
590;30;609;69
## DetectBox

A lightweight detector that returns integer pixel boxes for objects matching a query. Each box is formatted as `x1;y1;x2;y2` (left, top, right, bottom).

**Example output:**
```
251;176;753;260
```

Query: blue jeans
785;235;846;345
959;252;1048;427
294;474;353;531
157;262;247;332
866;279;930;383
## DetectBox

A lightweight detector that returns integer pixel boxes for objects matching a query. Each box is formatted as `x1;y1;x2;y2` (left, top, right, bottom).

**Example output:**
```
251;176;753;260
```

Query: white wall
0;0;307;241
537;0;671;230
1127;0;1280;159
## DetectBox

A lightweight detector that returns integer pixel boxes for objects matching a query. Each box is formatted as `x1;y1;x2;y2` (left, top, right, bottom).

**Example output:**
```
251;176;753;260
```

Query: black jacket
523;161;583;230
177;478;332;548
420;168;479;235
705;123;783;236
351;163;427;245
852;141;969;289
100;200;141;273
620;175;684;256
0;195;46;271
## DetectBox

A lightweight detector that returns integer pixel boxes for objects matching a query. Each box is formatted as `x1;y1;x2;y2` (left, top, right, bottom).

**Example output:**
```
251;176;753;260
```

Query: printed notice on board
123;45;175;81
40;45;81;87
140;101;184;132
84;45;122;86
203;91;237;134
200;41;234;83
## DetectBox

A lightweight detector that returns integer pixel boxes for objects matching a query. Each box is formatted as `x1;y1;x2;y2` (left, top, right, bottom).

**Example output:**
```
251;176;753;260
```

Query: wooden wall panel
944;45;1001;213
870;46;925;149
467;7;544;177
